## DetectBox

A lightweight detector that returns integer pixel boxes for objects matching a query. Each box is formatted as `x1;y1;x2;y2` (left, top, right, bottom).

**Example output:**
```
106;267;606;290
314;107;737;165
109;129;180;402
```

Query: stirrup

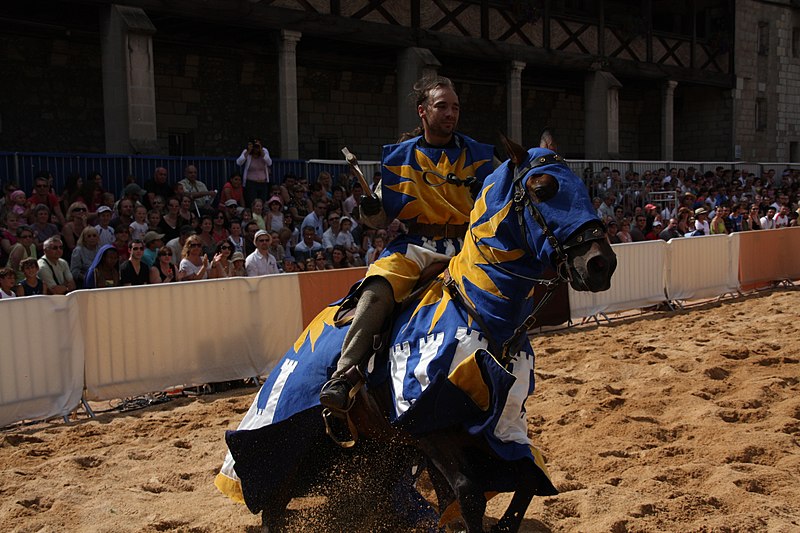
321;368;365;448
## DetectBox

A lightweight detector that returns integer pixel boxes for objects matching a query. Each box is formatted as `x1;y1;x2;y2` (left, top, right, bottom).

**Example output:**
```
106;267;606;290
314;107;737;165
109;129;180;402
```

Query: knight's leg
319;277;394;410
336;276;394;375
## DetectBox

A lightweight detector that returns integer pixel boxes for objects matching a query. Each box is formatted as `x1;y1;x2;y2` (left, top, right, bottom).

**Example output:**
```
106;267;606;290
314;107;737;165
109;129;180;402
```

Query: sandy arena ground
1;289;799;532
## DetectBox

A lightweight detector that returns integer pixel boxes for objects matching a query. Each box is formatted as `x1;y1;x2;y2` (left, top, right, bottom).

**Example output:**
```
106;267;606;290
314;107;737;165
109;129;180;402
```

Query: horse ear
539;128;558;151
499;133;528;167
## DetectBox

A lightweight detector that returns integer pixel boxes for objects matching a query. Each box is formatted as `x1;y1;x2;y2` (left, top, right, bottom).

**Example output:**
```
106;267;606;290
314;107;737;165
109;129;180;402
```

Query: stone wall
674;85;732;161
520;88;584;158
153;41;278;159
296;67;396;163
734;0;800;162
0;33;105;153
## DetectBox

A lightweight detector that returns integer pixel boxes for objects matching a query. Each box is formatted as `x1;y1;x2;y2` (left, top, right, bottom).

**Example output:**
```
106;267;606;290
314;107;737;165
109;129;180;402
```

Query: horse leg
489;486;534;533
425;459;456;518
419;434;486;533
260;507;286;533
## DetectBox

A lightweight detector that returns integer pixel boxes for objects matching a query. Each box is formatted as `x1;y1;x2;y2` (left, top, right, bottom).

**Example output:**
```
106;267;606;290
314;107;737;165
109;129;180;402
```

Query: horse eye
526;173;559;203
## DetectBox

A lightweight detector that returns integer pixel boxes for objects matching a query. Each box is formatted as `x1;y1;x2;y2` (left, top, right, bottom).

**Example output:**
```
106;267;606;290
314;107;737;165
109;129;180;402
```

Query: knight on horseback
319;75;496;411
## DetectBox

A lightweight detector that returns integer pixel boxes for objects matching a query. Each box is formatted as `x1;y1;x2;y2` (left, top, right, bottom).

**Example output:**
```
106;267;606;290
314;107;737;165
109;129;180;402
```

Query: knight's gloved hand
359;194;382;216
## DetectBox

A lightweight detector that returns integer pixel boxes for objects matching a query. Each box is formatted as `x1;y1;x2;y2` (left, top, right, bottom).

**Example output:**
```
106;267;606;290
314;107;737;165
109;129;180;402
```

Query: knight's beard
423;117;457;141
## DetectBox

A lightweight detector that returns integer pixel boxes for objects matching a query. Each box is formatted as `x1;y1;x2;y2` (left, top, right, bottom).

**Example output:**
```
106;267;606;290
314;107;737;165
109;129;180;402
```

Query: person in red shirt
28;175;65;226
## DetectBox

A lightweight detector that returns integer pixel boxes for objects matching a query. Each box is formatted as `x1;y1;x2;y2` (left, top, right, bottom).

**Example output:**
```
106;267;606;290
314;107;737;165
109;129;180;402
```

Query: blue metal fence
0;152;385;198
0;152;310;198
1;151;793;200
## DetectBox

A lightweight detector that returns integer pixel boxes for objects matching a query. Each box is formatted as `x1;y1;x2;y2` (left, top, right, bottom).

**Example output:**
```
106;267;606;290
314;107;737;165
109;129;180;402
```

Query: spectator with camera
237;138;272;208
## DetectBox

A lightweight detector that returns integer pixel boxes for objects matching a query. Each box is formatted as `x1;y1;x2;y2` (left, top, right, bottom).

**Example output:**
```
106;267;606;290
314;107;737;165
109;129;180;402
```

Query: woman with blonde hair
179;235;212;281
70;226;100;288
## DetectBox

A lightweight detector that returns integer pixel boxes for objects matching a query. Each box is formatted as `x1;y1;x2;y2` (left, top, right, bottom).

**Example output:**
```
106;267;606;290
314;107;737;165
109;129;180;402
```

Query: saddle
323;260;451;448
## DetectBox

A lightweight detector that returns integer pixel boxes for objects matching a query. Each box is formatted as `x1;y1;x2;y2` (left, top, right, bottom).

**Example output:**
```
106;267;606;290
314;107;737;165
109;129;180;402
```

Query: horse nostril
588;256;606;273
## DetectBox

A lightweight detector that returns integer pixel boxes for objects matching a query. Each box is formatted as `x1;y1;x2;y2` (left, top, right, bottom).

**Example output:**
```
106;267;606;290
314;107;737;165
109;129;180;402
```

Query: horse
215;136;617;532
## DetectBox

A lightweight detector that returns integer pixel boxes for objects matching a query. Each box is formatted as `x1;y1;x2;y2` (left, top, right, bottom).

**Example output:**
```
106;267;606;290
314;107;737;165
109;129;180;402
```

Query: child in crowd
240;208;252;227
147;209;162;231
266;196;284;233
228;219;245;254
130;205;149;240
367;234;385;266
9;190;28;217
16;257;45;296
94;206;115;246
229;251;246;277
251;198;266;231
0;267;18;298
335;216;361;266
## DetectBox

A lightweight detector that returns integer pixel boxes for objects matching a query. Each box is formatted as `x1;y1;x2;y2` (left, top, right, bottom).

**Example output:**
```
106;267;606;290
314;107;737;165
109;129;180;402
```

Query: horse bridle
445;152;606;366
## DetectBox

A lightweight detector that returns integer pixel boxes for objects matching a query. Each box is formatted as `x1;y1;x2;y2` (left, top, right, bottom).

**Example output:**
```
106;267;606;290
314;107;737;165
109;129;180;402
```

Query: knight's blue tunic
370;134;494;301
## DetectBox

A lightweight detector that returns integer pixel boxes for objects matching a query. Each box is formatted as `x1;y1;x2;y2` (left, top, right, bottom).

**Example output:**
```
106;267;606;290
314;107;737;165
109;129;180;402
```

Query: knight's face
419;86;459;142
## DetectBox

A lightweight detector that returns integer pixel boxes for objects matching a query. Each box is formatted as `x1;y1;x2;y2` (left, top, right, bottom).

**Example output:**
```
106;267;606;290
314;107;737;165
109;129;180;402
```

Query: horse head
504;134;617;292
446;135;616;337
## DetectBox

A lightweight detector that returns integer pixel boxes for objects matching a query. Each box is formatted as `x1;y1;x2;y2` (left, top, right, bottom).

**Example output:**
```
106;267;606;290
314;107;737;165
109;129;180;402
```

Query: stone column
278;30;302;159
507;61;526;142
100;5;158;154
661;80;678;160
584;69;622;159
396;48;441;137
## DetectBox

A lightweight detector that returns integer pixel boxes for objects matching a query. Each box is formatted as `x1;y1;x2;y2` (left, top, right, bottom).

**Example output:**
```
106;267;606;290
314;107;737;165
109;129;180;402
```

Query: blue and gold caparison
217;146;602;513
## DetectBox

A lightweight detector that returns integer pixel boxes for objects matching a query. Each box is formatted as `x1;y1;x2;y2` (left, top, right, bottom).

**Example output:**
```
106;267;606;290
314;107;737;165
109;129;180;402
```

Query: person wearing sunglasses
245;230;279;277
6;226;37;282
28;175;66;226
61;202;90;255
38;237;75;294
209;241;233;278
149;246;181;283
120;239;150;286
179;235;211;281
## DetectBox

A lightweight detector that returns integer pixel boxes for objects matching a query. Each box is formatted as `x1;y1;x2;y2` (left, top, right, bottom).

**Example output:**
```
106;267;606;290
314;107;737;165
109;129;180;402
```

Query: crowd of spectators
585;165;800;243
0;164;396;299
2;162;799;299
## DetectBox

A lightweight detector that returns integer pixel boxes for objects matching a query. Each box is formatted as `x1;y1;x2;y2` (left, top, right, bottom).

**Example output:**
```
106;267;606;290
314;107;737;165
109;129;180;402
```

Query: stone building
0;1;797;163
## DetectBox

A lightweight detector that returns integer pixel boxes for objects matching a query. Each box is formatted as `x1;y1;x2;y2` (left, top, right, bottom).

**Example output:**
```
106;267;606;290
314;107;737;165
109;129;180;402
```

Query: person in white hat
94;205;116;246
245;230;279;277
694;207;710;236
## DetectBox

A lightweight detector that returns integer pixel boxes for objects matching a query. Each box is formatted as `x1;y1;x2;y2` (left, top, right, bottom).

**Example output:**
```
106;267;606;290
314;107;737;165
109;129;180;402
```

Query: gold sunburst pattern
293;305;339;353
448;182;524;307
384;148;490;224
403;278;463;335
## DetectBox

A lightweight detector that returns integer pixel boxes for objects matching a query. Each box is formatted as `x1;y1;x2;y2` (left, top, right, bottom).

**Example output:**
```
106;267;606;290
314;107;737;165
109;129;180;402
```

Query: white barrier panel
568;240;668;320
665;234;740;302
80;275;303;401
0;296;84;427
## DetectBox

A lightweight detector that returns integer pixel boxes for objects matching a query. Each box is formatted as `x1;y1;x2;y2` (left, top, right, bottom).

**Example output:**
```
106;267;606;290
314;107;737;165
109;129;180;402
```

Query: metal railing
1;151;793;201
0;152;384;198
